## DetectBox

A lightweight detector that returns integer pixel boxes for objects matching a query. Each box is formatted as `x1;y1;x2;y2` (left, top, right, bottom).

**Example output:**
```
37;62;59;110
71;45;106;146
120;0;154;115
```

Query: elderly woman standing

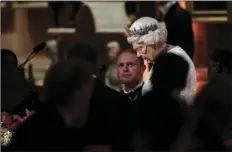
126;16;196;105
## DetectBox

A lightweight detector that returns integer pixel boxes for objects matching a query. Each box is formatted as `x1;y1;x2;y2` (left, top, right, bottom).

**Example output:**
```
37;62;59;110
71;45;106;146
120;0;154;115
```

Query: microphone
19;42;46;68
33;42;46;52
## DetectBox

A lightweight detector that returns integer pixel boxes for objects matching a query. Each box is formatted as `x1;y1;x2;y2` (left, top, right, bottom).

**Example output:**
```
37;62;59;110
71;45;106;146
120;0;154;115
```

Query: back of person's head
43;58;95;107
1;49;18;68
67;42;98;65
210;47;232;74
152;53;189;91
67;42;100;76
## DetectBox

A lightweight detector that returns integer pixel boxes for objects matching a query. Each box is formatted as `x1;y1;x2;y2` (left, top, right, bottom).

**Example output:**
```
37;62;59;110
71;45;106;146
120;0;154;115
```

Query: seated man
7;59;95;151
116;49;145;101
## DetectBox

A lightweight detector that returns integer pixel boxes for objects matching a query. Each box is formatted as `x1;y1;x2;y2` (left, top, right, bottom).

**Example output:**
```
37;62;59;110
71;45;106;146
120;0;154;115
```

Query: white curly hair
127;17;167;45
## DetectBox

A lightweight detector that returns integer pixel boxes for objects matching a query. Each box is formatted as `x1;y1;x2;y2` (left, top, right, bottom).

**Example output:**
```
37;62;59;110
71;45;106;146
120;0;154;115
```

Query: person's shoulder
95;79;124;96
168;46;193;63
195;75;232;106
168;46;186;55
93;79;129;106
175;5;191;17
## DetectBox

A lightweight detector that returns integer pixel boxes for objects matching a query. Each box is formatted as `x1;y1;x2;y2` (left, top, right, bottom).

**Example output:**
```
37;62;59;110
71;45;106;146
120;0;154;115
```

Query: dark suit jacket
83;79;133;151
137;88;187;151
6;105;84;151
164;3;194;59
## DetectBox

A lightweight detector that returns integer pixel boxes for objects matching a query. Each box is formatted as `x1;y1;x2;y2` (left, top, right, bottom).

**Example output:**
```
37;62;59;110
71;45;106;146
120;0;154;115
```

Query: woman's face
132;42;157;63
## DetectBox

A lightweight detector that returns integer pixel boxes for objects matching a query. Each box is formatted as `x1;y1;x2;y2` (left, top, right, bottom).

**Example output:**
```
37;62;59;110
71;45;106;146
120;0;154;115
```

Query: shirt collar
122;81;144;94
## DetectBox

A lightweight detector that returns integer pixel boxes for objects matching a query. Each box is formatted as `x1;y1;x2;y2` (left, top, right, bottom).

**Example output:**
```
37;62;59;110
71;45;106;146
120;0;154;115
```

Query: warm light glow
192;23;199;37
47;28;76;34
143;60;150;81
178;1;186;9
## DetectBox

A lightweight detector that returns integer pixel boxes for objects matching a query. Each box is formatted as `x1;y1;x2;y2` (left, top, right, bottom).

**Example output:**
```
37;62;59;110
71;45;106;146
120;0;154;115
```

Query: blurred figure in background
192;47;232;151
44;37;63;67
8;59;95;151
49;2;64;27
177;47;232;151
49;1;83;27
105;41;121;92
125;1;138;27
156;1;194;60
66;1;84;26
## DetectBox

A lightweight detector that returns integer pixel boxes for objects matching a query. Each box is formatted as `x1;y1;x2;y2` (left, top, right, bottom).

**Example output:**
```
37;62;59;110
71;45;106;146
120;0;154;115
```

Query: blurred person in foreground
1;49;39;131
134;53;189;151
126;16;196;105
1;49;29;113
67;42;133;151
156;1;194;59
176;47;232;151
7;59;95;151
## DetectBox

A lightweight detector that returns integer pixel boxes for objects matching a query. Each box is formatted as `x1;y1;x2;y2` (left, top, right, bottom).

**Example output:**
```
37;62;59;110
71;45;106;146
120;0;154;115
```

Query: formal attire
122;82;144;102
120;82;145;150
6;105;84;151
160;2;194;59
134;87;188;151
83;78;133;150
142;45;196;105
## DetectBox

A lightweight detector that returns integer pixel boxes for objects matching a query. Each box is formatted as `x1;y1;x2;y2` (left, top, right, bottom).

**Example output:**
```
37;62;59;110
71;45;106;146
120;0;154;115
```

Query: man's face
132;42;157;63
117;52;145;84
